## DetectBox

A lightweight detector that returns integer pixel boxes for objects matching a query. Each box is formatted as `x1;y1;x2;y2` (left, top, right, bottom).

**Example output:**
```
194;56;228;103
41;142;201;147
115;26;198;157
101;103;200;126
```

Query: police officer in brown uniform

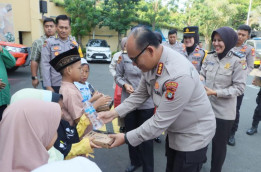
41;15;78;93
181;26;207;73
228;25;255;146
98;27;216;172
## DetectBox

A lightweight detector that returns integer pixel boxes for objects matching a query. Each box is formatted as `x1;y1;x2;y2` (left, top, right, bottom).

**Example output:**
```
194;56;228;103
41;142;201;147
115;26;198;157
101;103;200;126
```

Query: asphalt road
8;64;261;172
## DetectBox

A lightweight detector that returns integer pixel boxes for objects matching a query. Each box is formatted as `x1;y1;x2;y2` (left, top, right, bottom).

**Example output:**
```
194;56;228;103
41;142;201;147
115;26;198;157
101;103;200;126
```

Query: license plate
96;56;103;59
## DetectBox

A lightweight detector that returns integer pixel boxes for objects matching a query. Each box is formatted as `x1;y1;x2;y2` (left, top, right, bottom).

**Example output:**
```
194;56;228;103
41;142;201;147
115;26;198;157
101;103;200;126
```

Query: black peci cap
49;47;81;72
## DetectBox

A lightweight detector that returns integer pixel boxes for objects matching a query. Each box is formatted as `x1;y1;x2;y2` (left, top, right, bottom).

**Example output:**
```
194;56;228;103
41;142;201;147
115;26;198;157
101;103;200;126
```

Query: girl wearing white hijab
0;99;61;172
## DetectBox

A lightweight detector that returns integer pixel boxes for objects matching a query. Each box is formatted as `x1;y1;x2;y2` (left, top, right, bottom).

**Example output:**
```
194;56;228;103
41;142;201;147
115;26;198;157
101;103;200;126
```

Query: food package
84;131;114;148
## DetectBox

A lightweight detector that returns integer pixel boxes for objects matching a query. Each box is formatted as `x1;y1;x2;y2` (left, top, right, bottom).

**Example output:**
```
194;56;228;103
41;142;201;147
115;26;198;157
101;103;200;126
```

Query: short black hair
238;24;251;35
56;15;71;25
168;29;177;36
43;18;55;25
154;31;162;44
131;27;160;51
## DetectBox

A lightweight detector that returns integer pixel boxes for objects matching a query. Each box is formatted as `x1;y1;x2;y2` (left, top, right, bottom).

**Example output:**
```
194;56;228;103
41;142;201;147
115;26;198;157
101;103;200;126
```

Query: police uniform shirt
181;45;206;73
200;51;247;120
115;53;154;110
115;46;216;151
162;41;183;54
41;35;78;87
232;43;255;75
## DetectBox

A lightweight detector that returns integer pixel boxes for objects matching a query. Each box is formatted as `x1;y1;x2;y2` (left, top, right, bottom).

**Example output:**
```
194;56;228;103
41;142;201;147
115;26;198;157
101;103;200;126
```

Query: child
50;47;88;126
74;58;112;110
11;88;100;160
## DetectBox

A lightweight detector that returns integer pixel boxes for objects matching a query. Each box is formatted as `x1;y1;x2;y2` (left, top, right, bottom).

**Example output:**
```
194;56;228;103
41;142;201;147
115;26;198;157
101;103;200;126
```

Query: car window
255;40;261;50
246;41;254;47
88;40;108;47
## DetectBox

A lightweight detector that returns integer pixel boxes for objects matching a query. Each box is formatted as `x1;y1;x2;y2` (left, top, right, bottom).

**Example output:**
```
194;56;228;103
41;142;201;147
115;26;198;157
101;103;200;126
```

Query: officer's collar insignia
156;62;164;76
224;63;230;69
195;48;199;52
72;41;77;45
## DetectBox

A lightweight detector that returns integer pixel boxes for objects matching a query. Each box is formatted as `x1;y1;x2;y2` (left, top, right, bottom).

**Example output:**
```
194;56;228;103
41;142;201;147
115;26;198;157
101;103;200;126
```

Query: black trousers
165;136;208;172
0;104;7;121
211;118;234;172
52;86;60;94
230;94;244;134
124;108;154;172
252;89;261;127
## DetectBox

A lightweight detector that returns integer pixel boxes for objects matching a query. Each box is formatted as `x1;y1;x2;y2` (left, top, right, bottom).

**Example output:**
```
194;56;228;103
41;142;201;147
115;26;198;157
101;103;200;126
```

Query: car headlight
5;46;23;53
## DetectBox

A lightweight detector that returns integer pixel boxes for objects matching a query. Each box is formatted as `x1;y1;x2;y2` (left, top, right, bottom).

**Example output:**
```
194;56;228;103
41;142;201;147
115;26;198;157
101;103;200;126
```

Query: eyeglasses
129;43;150;64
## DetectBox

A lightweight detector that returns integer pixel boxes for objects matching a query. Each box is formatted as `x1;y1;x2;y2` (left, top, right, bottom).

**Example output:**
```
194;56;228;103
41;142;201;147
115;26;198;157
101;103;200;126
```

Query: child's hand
91;91;103;102
96;96;112;107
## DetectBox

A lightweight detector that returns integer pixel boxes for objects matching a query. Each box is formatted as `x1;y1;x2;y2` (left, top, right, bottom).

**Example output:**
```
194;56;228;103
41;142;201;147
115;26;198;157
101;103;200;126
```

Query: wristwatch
31;76;38;80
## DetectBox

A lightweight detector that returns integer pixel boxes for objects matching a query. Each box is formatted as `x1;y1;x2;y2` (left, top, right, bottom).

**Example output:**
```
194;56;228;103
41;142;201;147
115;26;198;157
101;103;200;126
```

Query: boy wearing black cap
181;26;207;73
50;47;87;126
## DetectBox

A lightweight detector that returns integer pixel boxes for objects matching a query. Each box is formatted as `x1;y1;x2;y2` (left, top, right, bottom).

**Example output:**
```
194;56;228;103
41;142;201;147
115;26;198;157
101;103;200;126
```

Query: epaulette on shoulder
207;51;215;54
232;51;245;58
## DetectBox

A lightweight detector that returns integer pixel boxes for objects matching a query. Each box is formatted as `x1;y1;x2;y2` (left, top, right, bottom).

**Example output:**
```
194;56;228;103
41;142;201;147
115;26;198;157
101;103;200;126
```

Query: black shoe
125;164;141;172
228;135;235;146
246;127;258;135
154;137;161;143
120;127;126;133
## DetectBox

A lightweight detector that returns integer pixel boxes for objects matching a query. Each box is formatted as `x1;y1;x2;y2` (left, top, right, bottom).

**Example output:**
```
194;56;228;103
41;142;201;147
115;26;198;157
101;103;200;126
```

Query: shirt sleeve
41;40;52;87
31;40;41;63
246;47;254;74
115;57;126;88
115;75;151;118
1;48;16;69
126;76;196;147
216;59;247;98
199;55;208;79
109;53;120;77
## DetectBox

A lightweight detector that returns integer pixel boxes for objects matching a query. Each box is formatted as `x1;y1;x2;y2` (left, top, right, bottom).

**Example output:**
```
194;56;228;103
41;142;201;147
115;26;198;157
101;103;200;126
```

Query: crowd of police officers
28;13;258;172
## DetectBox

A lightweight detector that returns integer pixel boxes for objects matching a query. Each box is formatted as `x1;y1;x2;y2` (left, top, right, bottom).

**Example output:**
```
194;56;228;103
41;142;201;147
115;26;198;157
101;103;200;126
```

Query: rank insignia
224;63;230;69
156;62;164;76
164;81;178;101
195;48;199;52
54;51;59;56
252;48;255;56
117;56;122;64
43;40;47;47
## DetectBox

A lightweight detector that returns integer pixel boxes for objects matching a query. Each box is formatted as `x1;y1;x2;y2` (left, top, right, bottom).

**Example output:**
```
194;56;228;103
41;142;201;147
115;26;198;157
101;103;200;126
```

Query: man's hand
32;79;39;88
109;133;125;148
124;83;134;94
46;86;55;92
0;79;6;89
97;109;119;124
89;138;102;149
199;75;205;81
0;45;3;52
91;91;103;102
204;86;217;96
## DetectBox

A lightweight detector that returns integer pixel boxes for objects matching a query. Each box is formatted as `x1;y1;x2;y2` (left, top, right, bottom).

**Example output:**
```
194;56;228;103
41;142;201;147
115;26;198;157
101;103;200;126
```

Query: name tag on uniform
207;61;215;65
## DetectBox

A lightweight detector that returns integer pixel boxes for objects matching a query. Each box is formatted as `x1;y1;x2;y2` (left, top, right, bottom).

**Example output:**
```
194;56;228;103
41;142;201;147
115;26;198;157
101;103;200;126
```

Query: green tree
99;0;139;51
64;0;101;48
137;0;171;31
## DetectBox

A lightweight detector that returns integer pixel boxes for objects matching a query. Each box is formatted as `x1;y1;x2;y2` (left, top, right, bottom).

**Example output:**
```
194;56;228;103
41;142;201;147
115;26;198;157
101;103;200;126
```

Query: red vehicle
0;41;30;71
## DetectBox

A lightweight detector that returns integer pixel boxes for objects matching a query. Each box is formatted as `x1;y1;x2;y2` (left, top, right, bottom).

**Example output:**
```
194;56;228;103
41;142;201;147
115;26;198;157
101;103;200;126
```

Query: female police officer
200;26;247;172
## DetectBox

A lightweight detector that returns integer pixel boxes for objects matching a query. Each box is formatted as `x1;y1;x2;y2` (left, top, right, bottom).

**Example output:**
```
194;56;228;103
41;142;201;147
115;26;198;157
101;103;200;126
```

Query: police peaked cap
49;47;81;72
183;26;199;37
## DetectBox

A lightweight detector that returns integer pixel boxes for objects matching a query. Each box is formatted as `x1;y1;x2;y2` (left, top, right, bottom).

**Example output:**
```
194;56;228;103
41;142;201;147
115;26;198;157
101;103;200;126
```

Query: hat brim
249;69;261;77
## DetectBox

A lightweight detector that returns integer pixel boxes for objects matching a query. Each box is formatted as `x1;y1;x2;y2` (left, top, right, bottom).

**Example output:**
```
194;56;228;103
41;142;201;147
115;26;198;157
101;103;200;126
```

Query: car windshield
88;40;108;47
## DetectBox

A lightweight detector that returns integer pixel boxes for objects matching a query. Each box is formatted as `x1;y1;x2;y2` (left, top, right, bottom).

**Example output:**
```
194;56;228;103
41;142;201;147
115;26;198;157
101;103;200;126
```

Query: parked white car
86;39;111;62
